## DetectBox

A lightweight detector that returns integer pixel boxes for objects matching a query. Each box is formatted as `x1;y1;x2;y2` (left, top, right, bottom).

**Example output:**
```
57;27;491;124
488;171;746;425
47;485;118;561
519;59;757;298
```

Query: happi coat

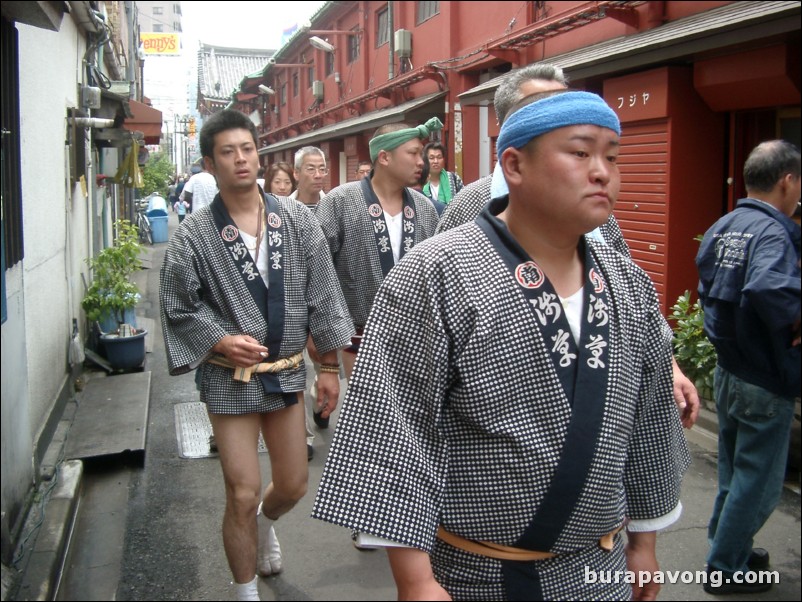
315;178;440;329
313;197;689;600
160;193;353;414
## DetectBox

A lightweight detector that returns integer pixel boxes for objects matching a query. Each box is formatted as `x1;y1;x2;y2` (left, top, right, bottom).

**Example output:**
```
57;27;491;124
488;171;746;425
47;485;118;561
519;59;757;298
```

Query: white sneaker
257;506;282;576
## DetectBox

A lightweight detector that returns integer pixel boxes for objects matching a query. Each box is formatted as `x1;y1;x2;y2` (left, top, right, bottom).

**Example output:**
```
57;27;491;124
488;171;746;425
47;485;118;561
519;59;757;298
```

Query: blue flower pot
100;330;147;370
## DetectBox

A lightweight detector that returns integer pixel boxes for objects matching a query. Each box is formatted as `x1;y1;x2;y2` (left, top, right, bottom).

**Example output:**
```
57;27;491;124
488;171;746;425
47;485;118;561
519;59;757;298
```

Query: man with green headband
314;90;689;600
314;118;442;383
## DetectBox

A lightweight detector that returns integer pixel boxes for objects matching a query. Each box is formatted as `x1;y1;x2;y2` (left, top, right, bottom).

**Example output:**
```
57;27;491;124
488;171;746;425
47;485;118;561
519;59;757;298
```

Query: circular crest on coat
515;261;545;289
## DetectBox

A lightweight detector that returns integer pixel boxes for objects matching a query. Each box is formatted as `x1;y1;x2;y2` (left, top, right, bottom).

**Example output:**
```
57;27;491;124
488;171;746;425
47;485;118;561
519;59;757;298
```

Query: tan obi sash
207;351;303;382
436;525;621;562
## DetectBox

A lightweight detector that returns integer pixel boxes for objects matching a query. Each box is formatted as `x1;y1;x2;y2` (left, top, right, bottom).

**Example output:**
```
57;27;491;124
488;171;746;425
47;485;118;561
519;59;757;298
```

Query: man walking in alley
696;139;801;595
159;109;352;601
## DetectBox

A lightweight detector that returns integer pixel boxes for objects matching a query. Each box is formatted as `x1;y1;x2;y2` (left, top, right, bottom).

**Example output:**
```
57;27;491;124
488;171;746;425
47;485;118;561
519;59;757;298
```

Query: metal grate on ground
174;401;267;458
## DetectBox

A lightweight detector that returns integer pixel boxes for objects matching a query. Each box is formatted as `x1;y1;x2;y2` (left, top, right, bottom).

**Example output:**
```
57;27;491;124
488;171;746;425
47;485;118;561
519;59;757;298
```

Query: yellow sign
140;33;180;55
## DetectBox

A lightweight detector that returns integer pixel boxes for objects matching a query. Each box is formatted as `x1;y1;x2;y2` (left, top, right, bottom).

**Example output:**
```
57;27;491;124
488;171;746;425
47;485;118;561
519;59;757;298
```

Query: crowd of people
159;62;800;601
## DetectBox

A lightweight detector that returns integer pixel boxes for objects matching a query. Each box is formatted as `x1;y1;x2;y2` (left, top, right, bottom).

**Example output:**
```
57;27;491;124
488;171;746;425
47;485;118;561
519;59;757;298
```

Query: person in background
266;160;316;461
180;164;218;213
174;195;190;223
314;90;690;601
267;162;296;197
436;62;699;428
167;177;178;212
696;139;800;595
256;166;266;190
290;147;327;212
355;160;372;180
160;109;352;601
315;118;441;383
422;141;463;204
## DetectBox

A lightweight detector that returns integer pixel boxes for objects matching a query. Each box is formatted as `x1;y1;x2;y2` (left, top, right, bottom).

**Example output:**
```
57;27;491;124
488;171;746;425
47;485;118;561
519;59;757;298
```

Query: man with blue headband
314;91;689;600
437;64;699;429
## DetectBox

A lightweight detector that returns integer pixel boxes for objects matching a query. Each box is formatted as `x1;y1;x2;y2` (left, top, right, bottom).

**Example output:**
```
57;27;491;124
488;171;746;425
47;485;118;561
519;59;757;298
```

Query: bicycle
136;207;153;245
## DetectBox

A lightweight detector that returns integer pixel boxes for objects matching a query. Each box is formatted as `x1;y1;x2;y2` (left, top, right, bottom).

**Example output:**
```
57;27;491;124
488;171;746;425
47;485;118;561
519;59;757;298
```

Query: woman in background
267;162;296;197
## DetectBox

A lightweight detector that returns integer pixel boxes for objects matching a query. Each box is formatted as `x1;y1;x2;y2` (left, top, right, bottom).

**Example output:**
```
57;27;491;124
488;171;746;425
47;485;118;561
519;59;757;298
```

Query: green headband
369;117;443;162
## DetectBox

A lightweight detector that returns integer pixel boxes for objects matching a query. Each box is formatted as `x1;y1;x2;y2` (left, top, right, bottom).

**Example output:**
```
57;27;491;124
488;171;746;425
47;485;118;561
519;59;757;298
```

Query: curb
14;460;83;601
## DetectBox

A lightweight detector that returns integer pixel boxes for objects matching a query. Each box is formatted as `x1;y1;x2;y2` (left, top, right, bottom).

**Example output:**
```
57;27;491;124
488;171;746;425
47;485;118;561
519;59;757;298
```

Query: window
417;0;440;24
280;83;287;106
153;24;163;32
347;27;360;63
292;73;299;97
1;17;24;278
377;6;389;47
174;3;181;15
325;53;334;77
153;6;163;15
308;66;314;87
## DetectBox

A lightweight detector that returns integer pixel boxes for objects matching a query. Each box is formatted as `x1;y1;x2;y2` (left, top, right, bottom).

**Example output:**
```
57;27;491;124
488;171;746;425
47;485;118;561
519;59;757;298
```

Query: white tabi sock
256;502;283;576
234;576;260;601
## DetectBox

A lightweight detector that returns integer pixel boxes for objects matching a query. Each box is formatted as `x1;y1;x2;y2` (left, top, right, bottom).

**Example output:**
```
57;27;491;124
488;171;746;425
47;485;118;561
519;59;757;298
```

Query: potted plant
81;219;148;369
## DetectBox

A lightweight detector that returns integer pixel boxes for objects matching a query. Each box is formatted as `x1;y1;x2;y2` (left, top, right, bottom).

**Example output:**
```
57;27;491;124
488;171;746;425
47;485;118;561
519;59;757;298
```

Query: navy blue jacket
696;198;801;398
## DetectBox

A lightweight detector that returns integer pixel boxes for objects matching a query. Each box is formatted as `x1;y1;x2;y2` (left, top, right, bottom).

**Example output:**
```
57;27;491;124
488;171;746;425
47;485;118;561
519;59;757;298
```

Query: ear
499;147;525;187
203;156;215;175
377;149;391;166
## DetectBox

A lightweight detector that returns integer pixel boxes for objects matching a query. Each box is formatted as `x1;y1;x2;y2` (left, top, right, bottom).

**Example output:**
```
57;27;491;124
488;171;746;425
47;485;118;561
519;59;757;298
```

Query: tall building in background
135;1;193;172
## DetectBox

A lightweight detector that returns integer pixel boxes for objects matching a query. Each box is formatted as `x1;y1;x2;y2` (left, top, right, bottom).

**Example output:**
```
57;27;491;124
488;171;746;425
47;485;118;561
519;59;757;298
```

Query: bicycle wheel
138;214;153;245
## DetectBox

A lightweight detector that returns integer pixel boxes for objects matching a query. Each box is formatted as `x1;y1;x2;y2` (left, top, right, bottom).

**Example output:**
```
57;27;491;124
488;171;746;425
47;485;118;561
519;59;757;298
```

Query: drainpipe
388;1;394;80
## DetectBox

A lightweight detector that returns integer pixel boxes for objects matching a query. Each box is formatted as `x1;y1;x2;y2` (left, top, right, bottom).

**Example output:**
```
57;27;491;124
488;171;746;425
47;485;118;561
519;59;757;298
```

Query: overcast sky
181;1;326;51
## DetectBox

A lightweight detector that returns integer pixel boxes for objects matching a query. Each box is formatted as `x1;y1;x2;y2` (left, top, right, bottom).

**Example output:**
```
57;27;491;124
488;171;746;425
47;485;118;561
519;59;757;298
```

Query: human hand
672;357;700;428
212;334;268;367
316;372;340;418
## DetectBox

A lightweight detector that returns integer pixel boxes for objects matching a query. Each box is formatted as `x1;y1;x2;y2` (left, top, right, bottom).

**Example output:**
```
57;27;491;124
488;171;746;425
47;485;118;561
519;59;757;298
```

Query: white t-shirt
181;172;218;211
384;210;404;265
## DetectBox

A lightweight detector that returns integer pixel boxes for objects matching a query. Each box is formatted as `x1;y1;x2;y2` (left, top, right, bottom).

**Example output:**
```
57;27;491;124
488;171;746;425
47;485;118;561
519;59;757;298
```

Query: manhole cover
174;402;267;458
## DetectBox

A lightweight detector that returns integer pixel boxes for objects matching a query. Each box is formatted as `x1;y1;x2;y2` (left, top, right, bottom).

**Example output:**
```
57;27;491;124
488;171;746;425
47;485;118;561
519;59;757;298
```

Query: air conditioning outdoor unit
394;29;412;58
312;80;324;101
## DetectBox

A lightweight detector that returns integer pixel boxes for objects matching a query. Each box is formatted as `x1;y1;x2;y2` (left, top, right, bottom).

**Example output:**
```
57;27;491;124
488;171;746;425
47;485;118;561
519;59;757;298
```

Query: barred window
347;27;360;63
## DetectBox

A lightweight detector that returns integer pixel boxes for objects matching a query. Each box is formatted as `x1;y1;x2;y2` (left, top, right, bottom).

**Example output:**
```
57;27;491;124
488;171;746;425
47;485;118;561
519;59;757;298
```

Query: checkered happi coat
313;221;690;600
159;197;354;414
315;180;441;328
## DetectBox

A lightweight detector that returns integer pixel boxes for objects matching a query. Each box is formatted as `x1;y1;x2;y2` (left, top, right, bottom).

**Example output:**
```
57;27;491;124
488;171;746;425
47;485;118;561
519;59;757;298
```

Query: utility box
81;85;102;109
395;29;412;58
312;80;324;101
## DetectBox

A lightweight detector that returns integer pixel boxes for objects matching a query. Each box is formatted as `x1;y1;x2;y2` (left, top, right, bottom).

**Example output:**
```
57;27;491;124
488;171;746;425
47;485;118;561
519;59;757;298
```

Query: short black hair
199;109;258;160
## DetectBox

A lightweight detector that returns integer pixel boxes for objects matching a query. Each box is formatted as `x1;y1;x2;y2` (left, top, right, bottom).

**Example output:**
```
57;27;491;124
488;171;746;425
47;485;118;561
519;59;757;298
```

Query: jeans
707;365;795;573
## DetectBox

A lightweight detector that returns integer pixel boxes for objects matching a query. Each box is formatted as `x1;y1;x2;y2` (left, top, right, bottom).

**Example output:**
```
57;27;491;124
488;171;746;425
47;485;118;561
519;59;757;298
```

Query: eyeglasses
303;166;329;175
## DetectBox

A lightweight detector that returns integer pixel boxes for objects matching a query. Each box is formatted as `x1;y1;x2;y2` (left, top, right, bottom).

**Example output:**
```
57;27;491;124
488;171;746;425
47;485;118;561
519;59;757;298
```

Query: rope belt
207;350;304;382
436;526;621;562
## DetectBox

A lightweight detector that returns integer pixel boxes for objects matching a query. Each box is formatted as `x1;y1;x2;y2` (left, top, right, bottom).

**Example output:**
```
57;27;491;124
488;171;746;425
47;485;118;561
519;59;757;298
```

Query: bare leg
208;412;263;585
259;396;308;517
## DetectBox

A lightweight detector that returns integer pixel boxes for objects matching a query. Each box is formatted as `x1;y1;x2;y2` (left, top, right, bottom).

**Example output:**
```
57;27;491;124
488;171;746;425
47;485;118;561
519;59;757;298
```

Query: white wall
15;16;90;459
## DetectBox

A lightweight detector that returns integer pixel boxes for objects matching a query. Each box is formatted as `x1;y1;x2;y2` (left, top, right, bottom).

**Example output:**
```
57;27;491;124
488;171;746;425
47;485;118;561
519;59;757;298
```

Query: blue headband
496;91;620;158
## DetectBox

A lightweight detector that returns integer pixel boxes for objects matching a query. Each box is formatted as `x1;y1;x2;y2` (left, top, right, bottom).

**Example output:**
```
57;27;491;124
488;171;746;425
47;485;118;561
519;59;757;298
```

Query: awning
125;100;163;144
459;0;800;106
260;91;447;155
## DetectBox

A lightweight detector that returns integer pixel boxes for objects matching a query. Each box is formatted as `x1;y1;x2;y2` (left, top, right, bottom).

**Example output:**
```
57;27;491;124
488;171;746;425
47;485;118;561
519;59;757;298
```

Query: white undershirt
429;182;440;200
559;287;584;345
240;230;270;288
384;210;404;264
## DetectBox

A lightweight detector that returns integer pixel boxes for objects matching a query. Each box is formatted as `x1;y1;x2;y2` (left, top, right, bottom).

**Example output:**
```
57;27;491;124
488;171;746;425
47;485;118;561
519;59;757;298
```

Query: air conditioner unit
394;29;412;58
312;80;324;101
